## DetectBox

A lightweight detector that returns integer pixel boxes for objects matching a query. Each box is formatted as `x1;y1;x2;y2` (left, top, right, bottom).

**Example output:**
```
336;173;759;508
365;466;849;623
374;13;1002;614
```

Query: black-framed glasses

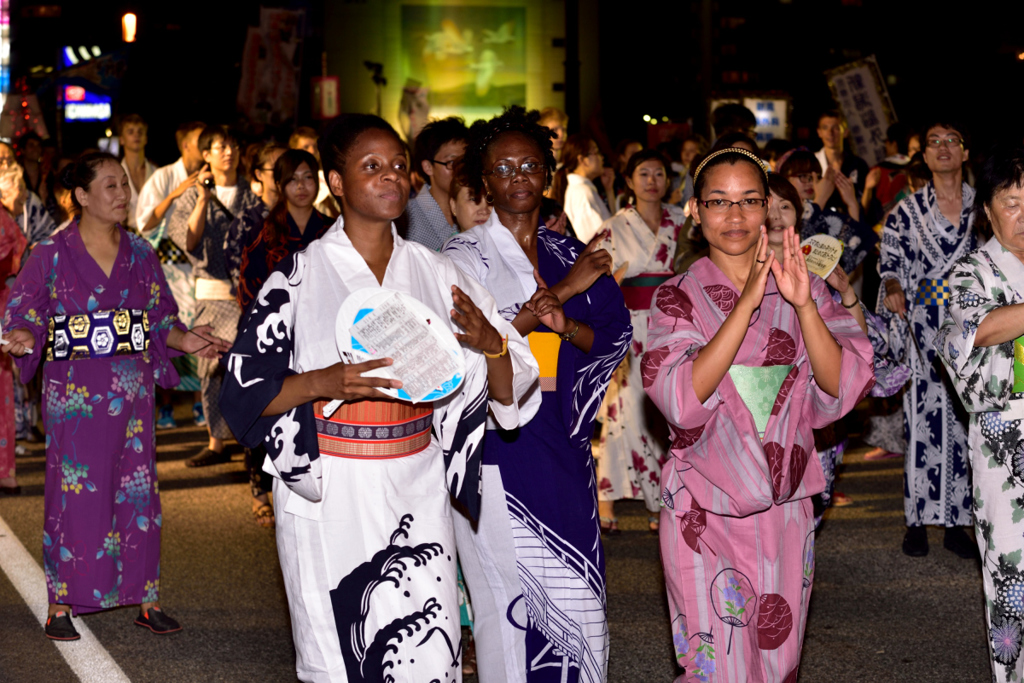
484;161;545;179
926;136;963;149
430;158;459;168
697;197;768;213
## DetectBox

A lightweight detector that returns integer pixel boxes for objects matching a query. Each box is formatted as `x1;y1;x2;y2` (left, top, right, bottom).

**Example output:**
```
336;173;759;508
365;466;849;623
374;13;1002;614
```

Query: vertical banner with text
825;56;897;167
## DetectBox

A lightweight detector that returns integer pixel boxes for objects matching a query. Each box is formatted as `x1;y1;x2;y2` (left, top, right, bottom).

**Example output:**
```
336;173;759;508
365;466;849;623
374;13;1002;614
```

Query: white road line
0;512;131;683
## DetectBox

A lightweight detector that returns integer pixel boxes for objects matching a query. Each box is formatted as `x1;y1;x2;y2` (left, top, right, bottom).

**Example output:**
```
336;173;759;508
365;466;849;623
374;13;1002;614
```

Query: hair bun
58;162;77;190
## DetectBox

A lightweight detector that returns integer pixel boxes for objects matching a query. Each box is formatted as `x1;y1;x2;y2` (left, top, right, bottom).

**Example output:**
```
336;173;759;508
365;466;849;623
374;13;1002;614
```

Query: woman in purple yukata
3;153;230;642
642;148;875;682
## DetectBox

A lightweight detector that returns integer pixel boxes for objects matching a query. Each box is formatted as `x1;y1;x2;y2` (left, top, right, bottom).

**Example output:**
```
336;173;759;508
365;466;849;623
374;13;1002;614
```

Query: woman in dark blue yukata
443;106;632;683
3;153;230;641
235;148;330;529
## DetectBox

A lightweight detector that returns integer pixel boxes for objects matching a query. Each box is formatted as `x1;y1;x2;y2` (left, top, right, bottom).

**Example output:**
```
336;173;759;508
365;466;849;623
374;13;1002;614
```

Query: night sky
10;0;1024;161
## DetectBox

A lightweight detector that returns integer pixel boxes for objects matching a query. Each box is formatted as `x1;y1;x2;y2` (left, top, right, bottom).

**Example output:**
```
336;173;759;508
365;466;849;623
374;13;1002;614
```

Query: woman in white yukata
938;146;1024;681
595;148;687;533
220;114;538;683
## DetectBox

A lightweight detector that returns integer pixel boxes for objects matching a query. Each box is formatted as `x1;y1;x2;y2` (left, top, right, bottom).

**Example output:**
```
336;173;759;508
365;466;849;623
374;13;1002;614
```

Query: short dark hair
779;150;822;179
974;145;1024;218
175;121;205;148
817;110;843;128
318;113;403;192
118;114;147;134
198;125;235;153
713;103;756;135
693;150;769;198
59;151;120;215
885;122;913;156
762;138;794;163
920;118;969;150
413;117;469;172
263;148;321;249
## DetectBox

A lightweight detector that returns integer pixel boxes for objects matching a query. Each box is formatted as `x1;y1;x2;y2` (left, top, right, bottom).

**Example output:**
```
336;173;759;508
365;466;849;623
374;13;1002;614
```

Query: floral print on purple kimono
6;223;183;614
643;258;874;682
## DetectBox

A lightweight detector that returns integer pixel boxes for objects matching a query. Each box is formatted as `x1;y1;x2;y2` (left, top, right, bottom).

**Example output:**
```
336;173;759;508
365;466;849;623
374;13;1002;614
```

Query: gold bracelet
483;334;509;359
558;319;581;341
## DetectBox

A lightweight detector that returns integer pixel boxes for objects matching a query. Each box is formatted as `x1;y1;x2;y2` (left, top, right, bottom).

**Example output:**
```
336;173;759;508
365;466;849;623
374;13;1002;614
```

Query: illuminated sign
64;85;85;102
65;102;111;121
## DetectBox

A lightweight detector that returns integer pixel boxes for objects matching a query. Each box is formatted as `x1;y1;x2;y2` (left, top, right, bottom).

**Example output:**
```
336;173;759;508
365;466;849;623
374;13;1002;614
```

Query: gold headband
693;147;769;185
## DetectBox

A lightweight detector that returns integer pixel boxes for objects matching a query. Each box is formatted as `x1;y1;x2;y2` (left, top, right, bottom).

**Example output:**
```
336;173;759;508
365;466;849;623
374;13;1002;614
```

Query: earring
485;193;493;205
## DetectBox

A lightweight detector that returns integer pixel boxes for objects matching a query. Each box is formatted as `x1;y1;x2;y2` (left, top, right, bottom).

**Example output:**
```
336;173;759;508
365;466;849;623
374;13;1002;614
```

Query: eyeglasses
430;158;460;169
257;166;275;172
697;197;768;213
210;143;236;153
789;173;820;184
484;161;545;179
926;136;963;149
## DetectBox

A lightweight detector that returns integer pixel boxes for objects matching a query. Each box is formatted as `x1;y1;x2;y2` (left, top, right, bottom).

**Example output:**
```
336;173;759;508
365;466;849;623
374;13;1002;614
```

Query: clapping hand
770;226;812;310
450;285;505;356
737;227;776;312
526;270;570;335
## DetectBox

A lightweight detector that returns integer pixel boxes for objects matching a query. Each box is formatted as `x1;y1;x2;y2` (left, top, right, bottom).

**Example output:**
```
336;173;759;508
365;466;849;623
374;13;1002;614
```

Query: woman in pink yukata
642;148;875;682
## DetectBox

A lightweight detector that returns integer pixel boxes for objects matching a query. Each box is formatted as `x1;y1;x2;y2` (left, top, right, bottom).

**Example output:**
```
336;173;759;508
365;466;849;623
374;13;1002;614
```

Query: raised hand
557;230;613;300
526;269;570;334
737;227;776;312
450;285;505;355
825;263;850;295
833;172;861;220
813;167;836;208
770;226;812;310
1;328;34;357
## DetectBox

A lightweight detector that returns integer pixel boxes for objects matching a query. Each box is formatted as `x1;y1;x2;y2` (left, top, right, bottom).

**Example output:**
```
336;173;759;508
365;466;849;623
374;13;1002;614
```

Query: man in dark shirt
815;110;869;215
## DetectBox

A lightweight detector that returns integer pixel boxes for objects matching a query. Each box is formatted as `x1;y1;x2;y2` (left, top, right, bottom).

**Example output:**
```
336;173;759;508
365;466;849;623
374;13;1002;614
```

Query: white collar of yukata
692;147;769;185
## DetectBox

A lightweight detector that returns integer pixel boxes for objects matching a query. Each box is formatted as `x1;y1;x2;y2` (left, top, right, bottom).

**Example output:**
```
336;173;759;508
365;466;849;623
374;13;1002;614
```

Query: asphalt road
0;417;993;682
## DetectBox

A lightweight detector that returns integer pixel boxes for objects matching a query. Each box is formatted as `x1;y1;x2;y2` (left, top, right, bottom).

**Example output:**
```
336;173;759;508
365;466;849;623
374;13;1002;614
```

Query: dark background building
7;0;1023;162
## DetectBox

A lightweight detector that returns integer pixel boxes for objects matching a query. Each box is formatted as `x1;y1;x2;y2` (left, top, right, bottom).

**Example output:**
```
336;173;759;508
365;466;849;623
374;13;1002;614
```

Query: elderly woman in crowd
939;146;1024;680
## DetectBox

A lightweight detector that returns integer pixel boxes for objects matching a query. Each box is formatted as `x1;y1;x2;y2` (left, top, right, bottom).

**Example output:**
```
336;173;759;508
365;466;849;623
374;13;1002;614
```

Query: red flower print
656;286;693;322
770;367;798;416
607;403;618;421
641;347;671;389
599;477;613;491
764;442;785;500
631;483;641;497
756;594;793;650
648;470;659;485
764;327;797;365
671;425;705;449
632;450;648;474
787;443;809;499
703;284;738;314
632;340;643;356
655;244;669;265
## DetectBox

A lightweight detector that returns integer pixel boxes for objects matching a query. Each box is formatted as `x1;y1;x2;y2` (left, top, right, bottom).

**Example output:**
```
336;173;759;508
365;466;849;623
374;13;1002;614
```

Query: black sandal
134;607;182;635
45;610;80;641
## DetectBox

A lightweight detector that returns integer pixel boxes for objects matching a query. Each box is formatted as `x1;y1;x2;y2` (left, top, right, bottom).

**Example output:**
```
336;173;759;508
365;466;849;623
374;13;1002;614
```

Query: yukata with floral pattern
938;240;1024;680
5;223;183;614
0;206;26;482
596;203;684;514
878;182;977;529
812;289;911;525
643;259;874;683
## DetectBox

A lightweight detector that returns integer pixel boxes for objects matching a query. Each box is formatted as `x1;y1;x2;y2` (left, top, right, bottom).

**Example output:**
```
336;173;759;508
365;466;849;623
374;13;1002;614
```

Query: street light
122;13;137;43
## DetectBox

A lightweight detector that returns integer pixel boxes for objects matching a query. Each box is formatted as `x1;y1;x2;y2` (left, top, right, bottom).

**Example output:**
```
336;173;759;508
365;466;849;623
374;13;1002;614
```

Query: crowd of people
0;97;1020;683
